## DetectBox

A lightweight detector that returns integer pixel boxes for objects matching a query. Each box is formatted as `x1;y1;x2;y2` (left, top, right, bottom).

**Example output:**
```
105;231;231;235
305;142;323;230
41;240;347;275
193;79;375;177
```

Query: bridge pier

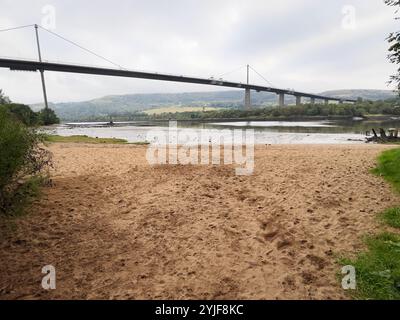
296;96;301;106
244;88;251;110
339;100;344;104
278;93;285;107
324;99;329;105
310;97;315;105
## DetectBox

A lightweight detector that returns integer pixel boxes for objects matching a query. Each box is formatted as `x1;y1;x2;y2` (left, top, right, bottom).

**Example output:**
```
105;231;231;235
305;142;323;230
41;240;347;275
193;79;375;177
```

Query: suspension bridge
0;24;357;110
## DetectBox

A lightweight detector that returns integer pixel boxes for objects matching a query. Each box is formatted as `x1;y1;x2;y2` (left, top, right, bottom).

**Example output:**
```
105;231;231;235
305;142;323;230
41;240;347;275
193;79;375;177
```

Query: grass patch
341;147;400;300
44;134;128;144
380;207;400;229
341;232;400;300
132;141;150;145
372;148;400;193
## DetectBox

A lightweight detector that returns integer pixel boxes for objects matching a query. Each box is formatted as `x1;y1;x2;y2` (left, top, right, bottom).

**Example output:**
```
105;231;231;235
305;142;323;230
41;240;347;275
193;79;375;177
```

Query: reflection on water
45;118;400;145
210;121;336;128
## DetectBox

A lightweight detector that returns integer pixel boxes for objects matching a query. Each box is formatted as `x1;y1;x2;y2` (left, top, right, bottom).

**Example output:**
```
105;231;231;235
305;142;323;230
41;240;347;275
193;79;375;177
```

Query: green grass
341;233;400;300
131;141;150;145
372;148;400;193
44;134;128;144
340;147;400;300
379;207;400;229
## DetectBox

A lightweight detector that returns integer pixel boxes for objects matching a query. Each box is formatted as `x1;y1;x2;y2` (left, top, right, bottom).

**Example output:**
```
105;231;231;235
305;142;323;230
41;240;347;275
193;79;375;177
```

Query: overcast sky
0;0;398;104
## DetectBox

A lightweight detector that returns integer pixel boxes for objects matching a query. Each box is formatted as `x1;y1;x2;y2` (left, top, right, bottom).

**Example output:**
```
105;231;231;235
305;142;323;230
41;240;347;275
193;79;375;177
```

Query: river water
44;118;400;145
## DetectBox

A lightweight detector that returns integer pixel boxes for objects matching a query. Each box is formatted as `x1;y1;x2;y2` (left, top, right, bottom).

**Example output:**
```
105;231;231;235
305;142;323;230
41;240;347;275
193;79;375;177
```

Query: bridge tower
34;24;49;112
296;95;301;106
244;64;251;110
278;93;285;107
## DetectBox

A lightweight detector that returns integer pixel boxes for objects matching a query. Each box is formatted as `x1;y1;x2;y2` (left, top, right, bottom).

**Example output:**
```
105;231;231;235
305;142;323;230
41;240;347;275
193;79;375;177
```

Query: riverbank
59;114;400;125
1;143;400;299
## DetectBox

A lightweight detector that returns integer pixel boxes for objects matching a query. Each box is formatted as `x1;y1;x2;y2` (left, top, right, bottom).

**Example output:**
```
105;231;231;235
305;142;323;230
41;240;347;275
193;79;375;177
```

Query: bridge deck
0;58;357;103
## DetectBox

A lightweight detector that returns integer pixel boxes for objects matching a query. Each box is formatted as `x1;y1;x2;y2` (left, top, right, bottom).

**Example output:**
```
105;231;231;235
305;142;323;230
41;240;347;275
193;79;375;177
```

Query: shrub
0;103;39;126
37;108;60;125
0;108;52;214
0;89;10;104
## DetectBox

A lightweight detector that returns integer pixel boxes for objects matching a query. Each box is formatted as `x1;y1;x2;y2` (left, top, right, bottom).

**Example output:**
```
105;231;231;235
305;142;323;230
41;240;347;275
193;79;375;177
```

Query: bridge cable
215;65;246;80
37;25;127;70
248;65;277;88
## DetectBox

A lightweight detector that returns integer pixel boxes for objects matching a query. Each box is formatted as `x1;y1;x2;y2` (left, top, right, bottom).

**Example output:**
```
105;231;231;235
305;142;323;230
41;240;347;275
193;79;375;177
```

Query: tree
385;0;400;93
0;103;39;126
37;108;60;125
0;89;11;104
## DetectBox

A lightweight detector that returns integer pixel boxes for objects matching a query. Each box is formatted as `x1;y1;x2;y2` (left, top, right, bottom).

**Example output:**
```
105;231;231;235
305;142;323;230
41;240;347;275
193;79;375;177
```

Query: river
44;118;400;145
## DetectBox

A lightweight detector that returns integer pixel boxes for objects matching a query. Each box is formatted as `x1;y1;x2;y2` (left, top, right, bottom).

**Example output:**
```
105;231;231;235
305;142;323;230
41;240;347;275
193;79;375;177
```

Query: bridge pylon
296;95;301;106
244;64;251;110
244;88;251;110
278;93;285;107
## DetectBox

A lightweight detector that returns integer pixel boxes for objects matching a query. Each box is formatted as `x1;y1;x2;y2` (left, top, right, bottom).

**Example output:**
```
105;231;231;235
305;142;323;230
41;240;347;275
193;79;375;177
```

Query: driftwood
366;128;400;143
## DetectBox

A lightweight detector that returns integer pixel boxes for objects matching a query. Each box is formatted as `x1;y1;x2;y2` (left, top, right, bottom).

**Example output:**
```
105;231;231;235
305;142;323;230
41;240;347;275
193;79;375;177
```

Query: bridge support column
244;88;251;110
278;93;285;107
324;99;329;105
310;97;315;105
339;100;344;104
296;96;301;106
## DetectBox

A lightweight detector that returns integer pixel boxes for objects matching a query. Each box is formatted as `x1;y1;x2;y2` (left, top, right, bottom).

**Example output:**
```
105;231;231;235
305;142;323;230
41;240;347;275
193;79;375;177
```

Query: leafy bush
0;89;10;104
0;103;39;126
0;108;52;214
37;108;60;125
0;103;60;126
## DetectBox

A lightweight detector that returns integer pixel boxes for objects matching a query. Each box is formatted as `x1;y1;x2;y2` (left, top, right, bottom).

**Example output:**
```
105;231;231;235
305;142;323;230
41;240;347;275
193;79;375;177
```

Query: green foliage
0;104;59;127
37;108;60;125
385;0;400;93
380;207;400;229
0;108;52;214
30;89;396;122
0;89;59;126
137;99;400;121
372;148;400;193
0;89;11;104
342;232;400;300
5;176;46;217
0;103;39;126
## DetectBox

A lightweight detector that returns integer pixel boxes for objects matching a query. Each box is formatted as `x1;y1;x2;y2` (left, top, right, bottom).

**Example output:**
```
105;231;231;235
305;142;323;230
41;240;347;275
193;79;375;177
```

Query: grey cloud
0;0;397;103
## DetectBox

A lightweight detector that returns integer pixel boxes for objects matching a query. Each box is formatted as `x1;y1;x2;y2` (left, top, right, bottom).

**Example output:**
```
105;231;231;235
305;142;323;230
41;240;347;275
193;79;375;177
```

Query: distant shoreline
58;114;400;125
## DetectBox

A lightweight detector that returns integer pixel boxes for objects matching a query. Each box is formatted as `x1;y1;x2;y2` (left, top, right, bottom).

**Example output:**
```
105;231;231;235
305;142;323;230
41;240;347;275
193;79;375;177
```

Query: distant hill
31;89;397;121
319;89;397;101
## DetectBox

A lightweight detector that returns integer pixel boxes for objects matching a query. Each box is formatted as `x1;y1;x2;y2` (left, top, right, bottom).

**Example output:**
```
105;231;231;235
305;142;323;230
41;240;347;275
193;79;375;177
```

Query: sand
1;143;399;300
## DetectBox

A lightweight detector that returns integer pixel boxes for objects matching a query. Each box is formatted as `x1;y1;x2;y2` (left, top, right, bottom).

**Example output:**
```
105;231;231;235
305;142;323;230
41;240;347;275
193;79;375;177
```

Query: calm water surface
45;118;400;145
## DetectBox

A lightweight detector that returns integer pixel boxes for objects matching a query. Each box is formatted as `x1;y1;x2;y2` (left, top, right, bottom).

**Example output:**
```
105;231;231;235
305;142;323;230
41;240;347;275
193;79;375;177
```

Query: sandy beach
1;143;399;300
